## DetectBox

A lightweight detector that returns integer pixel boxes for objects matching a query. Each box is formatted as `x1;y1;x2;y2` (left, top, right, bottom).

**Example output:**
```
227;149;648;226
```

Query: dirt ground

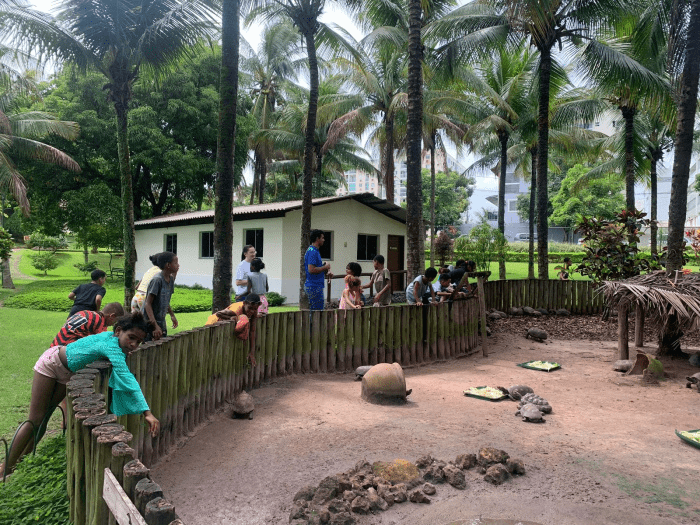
152;316;700;525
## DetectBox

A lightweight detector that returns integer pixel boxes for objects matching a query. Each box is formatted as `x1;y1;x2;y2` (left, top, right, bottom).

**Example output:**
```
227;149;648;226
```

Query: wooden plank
277;313;287;377
103;468;147;525
437;303;446;361
477;277;488;357
618;303;629;359
377;306;386;364
385;306;394;363
368;308;378;366
286;312;295;375
393;306;402;364
362;307;371;366
319;310;328;373
401;305;410;366
336;310;346;372
303;312;312;373
312;310;321;373
410;305;418;364
353;309;363;369
345;309;354;371
294;312;303;374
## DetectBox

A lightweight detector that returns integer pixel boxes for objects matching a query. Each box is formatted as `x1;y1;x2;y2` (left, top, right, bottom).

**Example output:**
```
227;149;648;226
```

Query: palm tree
0;0;219;306
213;0;241;312
0;73;80;288
241;21;299;204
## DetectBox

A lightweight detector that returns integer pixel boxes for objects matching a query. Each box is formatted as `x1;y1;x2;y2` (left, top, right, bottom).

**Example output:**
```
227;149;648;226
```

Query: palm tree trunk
667;0;700;275
299;30;320;309
650;150;659;255
528;148;537;280
213;0;240;312
383;113;395;203
114;101;137;308
250;152;260;205
498;132;508;280
536;45;552;280
621;106;636;212
259;157;267;204
406;0;424;278
2;258;14;289
430;137;436;268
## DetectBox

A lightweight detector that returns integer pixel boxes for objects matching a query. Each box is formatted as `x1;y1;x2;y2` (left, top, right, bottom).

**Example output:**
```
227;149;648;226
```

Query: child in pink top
340;277;362;310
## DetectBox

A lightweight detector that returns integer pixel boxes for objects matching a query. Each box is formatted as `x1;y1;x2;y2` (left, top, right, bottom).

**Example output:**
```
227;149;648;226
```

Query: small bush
0;227;13;260
26;233;65;253
0;435;69;525
29;252;60;275
73;260;99;275
267;291;286;307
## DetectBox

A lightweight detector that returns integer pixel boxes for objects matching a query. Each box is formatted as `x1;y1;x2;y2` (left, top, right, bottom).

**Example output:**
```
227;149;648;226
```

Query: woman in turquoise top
0;312;159;476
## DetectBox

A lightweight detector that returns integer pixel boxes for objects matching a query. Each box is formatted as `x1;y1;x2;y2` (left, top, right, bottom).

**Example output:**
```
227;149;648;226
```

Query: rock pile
289;448;525;524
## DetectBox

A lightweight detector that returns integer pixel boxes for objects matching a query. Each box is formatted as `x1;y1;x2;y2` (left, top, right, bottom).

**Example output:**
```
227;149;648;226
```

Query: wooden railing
482;279;604;314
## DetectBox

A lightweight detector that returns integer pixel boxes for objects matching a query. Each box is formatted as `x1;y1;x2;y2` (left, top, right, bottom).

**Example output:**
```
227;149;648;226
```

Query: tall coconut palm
213;0;241;312
0;0;219;306
0;76;80;288
246;0;356;308
241;20;299;204
427;0;663;279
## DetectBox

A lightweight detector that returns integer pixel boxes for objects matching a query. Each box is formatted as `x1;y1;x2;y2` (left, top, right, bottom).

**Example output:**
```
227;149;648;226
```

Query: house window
508;200;518;212
357;234;378;261
165;233;177;254
245;229;264;257
318;230;333;260
349;183;356;192
200;231;214;258
486;211;497;221
347;174;356;183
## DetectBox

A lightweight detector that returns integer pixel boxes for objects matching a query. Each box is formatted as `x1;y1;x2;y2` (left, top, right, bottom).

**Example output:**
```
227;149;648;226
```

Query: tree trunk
621;106;636;212
406;0;424;278
83;245;88;264
212;0;240;312
536;45;552;280
299;30;320;310
667;0;700;274
650;151;659;256
249;153;259;205
498;131;508;280
383;113;395;203
528;148;537;280
429;137;436;268
113;99;137;309
258;156;267;204
1;257;14;289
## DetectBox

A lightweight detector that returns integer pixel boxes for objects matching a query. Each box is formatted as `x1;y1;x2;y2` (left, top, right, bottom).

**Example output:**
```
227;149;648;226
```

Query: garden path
9;248;36;281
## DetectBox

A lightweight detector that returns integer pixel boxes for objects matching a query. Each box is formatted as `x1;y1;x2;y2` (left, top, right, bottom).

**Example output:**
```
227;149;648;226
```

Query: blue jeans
305;284;324;311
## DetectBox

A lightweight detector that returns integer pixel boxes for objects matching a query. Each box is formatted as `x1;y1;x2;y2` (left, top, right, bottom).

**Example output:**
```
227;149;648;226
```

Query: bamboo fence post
345;309;354;371
277;313;287;377
410;306;418;364
368;308;378;366
83;414;117;523
294;312;303;374
166;337;178;450
123;459;150;501
203;327;216;417
477;276;488;357
285;312;295;375
385;306;394;364
362;307;370;366
213;326;224;408
94;429;133;525
336;311;346;372
448;303;456;358
135;478;164;517
400;305;410;366
428;304;437;361
352;309;362;369
376;307;385;364
618;302;629;360
634;304;645;348
327;310;337;372
303;312;312;373
141;348;155;467
181;331;193;436
153;344;165;463
145;497;177;525
263;315;273;381
223;322;235;401
393;306;402;364
319;310;328;373
73;408;99;525
437;303;446;361
108;443;135;525
312;310;321;372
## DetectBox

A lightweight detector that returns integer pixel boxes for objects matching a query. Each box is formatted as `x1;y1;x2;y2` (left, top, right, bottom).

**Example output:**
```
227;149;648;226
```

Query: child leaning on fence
205;294;262;364
0;311;160;477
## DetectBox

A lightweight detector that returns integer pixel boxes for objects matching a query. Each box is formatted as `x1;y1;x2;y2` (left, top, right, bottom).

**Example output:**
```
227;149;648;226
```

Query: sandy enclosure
152;327;700;525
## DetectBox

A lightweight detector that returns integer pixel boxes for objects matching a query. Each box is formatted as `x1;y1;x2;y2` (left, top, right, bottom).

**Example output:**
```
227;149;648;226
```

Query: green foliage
64;183;123;253
3;209;27;240
266;291;287;307
73;260;99;275
0;227;13;260
549;164;626;229
454;223;508;273
576;209;660;283
421;169;471;227
29;252;59;275
433;230;454;266
26;233;65;253
0;435;69;525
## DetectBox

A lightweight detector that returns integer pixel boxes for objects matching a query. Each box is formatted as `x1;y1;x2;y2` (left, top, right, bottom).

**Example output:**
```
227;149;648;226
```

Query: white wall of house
135;198;407;304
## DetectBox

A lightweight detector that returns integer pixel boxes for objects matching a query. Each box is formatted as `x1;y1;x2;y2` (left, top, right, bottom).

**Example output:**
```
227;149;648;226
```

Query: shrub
0;435;69;525
454;223;507;273
433;231;454;266
267;291;286;307
26;233;65;253
0;227;12;260
29;252;59;275
73;260;99;275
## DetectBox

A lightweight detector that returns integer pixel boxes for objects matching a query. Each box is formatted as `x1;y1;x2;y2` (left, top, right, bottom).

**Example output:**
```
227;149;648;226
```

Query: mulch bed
489;313;700;351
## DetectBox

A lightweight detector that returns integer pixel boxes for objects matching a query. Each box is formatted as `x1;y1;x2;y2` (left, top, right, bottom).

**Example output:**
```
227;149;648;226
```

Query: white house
134;194;408;304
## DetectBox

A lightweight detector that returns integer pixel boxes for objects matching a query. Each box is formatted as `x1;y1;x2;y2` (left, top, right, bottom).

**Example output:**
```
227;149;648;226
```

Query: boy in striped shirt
52;302;125;347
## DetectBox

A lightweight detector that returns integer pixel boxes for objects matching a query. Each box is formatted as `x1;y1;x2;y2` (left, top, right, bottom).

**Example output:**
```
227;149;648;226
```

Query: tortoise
505;385;534;401
232;391;254;419
686;373;700;392
515;403;545;423
519;393;552;413
354;365;373;381
522;306;541;317
526;327;548;342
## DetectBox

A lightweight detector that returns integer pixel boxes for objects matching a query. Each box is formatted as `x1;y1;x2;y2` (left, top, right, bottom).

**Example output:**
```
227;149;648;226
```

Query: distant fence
66;300;482;524
483;279;604;314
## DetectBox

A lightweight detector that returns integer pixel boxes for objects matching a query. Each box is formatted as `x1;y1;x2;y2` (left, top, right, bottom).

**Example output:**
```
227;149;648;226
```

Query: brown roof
134;193;406;230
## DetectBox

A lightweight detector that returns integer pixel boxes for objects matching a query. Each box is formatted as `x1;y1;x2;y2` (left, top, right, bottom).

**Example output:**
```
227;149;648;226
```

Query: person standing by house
68;269;107;317
142;252;179;341
235;245;256;301
246;258;269;315
131;254;163;312
305;229;333;310
366;254;392;306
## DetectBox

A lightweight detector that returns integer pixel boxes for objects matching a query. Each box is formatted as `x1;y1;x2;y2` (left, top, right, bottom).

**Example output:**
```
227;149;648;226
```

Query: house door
387;235;405;292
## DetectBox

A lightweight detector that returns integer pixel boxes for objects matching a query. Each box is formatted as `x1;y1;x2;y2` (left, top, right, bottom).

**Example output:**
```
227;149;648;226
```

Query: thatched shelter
602;270;700;358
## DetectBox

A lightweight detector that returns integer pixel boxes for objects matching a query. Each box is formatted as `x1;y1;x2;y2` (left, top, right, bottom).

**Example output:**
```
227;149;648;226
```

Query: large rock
293;485;316;502
361;363;408;404
454;453;477;470
312;476;340;506
409;489;431;504
366;488;388;511
484;463;510;485
477;447;509;468
443;464;467;489
350;496;370;514
506;458;526;475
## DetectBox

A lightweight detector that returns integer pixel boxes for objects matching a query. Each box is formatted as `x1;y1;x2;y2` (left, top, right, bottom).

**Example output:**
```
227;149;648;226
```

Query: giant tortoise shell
515;403;545;423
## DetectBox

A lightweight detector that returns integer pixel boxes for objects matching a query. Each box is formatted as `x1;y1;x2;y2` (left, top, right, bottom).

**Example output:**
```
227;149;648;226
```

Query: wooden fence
66;299;482;524
482;279;604;314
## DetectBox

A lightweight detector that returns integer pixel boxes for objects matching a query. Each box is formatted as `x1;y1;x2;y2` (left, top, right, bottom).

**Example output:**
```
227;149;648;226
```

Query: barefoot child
0;312;160;477
340;277;362;309
245;258;269;315
142;252;179;341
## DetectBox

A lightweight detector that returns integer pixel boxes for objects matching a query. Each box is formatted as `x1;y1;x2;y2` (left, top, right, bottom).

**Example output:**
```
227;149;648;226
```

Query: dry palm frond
602;270;700;332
